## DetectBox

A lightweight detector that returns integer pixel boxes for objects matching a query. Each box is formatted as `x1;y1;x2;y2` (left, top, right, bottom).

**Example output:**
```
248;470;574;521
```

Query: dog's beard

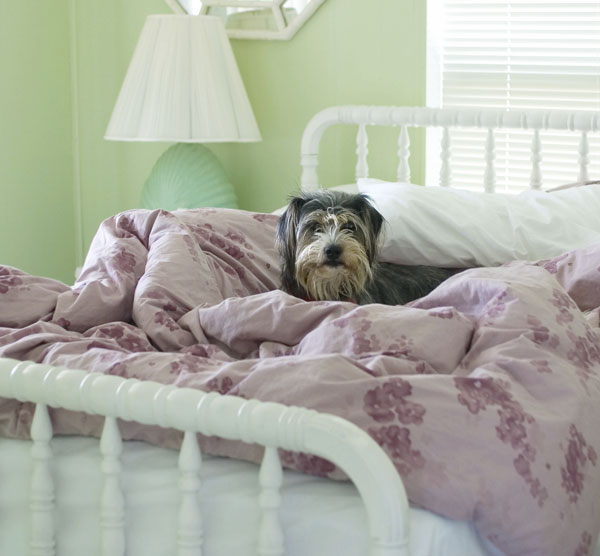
295;237;372;302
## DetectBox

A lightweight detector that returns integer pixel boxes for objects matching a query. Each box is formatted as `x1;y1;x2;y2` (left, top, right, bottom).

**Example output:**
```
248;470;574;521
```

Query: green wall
1;0;426;282
218;0;427;212
0;0;75;283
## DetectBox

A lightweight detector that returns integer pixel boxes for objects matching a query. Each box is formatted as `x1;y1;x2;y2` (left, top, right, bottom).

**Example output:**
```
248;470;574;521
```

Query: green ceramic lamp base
140;143;238;210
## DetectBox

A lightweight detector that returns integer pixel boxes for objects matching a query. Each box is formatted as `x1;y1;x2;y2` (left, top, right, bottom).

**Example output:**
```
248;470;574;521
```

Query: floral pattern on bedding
1;207;600;556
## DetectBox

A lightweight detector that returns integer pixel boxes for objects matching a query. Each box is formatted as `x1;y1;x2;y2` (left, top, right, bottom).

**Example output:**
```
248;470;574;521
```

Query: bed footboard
0;357;410;556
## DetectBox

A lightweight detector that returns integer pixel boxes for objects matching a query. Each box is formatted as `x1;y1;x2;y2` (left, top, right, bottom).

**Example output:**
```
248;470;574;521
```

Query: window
427;0;600;192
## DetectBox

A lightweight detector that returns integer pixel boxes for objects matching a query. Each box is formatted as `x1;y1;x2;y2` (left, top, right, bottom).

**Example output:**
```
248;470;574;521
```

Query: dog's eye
310;224;323;234
341;222;356;232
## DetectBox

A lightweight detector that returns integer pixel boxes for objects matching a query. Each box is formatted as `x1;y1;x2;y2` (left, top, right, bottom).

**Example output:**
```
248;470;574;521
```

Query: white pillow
357;178;600;267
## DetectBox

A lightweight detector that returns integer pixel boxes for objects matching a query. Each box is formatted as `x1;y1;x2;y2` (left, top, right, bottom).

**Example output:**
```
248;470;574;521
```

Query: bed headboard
300;105;600;193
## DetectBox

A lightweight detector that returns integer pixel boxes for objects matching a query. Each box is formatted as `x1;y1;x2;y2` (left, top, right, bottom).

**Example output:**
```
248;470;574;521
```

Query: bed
2;105;600;556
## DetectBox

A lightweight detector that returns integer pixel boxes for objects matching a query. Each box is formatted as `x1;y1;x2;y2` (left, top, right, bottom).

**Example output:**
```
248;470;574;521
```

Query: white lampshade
105;15;261;143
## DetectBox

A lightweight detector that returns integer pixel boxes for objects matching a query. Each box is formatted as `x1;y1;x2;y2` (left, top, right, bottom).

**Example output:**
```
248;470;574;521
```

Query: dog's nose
324;244;342;260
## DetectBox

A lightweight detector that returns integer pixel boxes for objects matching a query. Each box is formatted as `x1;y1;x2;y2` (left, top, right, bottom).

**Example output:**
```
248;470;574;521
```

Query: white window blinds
429;0;600;192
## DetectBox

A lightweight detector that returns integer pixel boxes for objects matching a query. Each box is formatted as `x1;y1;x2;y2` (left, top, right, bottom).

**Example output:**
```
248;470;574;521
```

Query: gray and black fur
276;190;454;305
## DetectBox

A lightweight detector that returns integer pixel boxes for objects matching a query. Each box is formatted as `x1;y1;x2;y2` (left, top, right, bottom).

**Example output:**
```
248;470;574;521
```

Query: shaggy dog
276;190;454;305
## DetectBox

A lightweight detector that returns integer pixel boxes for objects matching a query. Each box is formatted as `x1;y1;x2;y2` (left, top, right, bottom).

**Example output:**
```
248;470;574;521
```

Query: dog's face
276;191;384;302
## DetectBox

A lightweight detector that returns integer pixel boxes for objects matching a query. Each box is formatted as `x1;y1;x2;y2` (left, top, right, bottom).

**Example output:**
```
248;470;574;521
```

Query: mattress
0;436;497;556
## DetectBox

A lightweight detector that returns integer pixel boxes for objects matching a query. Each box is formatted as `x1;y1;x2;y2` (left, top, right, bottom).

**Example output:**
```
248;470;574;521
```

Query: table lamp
105;15;261;210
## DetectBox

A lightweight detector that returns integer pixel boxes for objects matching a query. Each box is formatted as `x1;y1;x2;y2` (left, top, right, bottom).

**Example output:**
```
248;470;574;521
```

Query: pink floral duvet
1;207;600;556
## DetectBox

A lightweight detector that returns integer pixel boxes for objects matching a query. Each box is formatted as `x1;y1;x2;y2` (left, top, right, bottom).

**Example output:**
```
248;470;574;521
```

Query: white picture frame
165;0;327;40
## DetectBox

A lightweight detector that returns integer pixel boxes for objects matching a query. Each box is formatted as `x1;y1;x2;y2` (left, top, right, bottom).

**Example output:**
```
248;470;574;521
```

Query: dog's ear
351;194;384;263
357;194;384;238
276;195;307;251
276;195;308;293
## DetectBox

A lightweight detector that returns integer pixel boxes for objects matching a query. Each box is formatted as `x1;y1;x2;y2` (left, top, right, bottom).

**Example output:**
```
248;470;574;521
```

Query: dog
276;190;455;305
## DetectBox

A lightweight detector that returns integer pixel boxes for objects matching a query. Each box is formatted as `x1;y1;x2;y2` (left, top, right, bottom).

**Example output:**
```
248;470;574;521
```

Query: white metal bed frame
0;357;409;556
300;105;600;192
2;105;600;556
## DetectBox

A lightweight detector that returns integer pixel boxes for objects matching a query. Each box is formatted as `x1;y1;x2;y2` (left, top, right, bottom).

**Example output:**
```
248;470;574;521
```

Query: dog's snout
324;244;342;260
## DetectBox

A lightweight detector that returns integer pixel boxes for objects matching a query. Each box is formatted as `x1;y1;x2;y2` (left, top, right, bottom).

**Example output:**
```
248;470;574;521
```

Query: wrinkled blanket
1;207;600;556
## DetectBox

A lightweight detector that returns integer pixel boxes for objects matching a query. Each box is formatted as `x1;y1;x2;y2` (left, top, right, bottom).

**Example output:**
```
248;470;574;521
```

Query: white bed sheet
0;436;500;556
